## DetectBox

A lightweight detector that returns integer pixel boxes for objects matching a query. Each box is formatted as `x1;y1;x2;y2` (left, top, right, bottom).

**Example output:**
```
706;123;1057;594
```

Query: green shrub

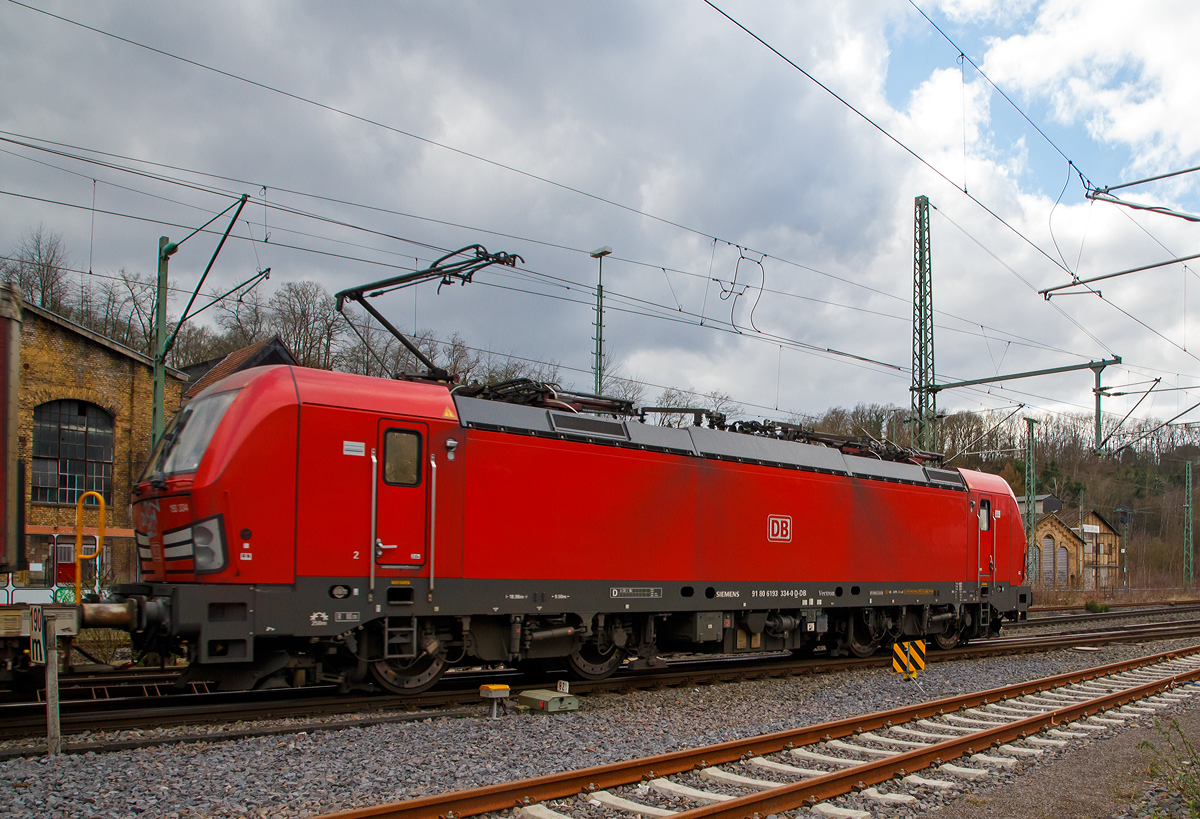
1140;718;1200;817
72;628;131;665
1084;599;1111;613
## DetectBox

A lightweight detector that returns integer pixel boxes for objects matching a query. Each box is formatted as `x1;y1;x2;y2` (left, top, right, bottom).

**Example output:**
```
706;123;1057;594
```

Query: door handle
375;538;398;557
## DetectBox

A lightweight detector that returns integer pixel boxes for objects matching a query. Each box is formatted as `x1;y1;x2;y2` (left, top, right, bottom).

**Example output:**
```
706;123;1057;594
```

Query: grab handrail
74;492;105;604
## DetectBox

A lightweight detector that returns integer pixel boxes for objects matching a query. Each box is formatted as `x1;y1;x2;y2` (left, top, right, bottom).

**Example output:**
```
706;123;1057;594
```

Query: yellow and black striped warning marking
909;639;926;672
892;640;926;679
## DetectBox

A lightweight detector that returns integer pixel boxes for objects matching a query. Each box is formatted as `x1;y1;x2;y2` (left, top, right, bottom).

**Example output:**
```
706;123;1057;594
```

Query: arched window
31;400;113;505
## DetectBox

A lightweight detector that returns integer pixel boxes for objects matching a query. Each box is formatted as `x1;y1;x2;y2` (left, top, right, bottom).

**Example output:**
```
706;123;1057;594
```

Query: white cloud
982;0;1200;174
1;0;1199;429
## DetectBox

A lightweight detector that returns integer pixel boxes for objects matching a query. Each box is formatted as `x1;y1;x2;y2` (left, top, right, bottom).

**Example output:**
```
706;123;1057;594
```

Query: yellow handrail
74;492;105;604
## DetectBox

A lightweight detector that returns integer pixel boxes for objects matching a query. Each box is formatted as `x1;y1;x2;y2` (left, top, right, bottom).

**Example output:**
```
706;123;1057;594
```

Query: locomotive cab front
117;365;303;670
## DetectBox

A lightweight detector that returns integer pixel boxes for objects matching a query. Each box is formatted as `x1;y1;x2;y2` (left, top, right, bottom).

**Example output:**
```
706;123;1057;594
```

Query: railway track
1012;602;1200;627
2;668;203;704
313;643;1200;819
1028;598;1200;613
3;619;1200;753
4;604;1192;707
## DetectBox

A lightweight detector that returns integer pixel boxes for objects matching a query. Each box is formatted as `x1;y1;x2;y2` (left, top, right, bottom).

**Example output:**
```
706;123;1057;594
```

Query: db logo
768;515;792;542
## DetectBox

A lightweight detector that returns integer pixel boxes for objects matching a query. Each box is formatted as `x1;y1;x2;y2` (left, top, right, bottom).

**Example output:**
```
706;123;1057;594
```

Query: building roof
23;301;187;379
1086;509;1118;533
1052;508;1119;535
1017;493;1063;514
1036;512;1086;545
184;335;298;398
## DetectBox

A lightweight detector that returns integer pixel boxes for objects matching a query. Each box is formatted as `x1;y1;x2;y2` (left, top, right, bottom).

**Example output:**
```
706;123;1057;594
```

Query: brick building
1078;510;1122;591
1029;509;1121;592
8;302;186;601
1030;513;1085;590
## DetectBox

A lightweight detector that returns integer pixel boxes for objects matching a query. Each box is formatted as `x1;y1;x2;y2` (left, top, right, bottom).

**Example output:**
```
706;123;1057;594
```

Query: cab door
977;496;996;582
374;420;429;569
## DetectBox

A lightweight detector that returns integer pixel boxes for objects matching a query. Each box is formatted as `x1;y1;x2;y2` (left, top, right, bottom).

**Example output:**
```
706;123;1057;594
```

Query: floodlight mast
334;244;522;381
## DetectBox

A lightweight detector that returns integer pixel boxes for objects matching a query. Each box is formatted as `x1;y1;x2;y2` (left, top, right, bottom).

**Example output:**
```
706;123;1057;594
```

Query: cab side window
979;499;992;532
383;430;422;485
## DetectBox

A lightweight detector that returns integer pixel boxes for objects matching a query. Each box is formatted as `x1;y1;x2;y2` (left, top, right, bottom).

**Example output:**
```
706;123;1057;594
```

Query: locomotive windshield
140;389;241;484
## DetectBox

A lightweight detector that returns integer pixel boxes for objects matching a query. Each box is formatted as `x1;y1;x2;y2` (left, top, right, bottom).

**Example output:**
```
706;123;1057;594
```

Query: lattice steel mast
1025;417;1038;578
1187;461;1194;585
911;195;936;451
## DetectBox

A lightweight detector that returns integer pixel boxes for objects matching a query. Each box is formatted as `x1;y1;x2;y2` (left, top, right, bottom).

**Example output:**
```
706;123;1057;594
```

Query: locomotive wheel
931;624;961;651
846;617;879;659
370;650;448;694
566;643;625;680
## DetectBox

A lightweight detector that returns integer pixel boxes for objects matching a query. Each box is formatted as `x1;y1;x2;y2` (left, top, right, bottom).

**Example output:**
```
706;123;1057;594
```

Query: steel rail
317;644;1200;819
1011;603;1200;627
1030;599;1200;613
676;664;1200;819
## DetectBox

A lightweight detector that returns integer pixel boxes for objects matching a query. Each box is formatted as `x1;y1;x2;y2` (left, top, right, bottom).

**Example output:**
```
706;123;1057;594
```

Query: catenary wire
3;145;1189;420
0;131;1096;361
906;1;1080;172
2;179;1181;425
6;0;1076;332
15;3;1188;394
702;0;1073;276
0;136;1091;361
3;0;712;240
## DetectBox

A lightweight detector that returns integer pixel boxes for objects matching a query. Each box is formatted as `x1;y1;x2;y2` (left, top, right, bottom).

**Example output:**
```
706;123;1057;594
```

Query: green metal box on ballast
517;689;579;712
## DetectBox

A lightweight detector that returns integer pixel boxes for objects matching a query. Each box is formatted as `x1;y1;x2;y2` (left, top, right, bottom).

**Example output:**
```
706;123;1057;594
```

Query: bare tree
71;268;157;355
438;332;482;382
337;306;395;377
115;270;157;355
6;225;71;311
267;281;344;369
168;322;227;368
704;388;743;422
648;387;695;427
598;352;646;406
216;286;270;348
646;386;739;426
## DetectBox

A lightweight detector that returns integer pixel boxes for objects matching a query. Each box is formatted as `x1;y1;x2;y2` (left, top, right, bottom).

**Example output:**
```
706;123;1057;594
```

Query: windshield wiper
148;409;192;488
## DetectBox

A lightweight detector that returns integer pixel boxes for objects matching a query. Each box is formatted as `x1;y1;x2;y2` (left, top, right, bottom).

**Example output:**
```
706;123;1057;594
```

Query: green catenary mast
911;195;936;451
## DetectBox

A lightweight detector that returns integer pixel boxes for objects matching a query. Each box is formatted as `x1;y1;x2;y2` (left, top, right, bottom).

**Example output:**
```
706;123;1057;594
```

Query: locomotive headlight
192;516;227;574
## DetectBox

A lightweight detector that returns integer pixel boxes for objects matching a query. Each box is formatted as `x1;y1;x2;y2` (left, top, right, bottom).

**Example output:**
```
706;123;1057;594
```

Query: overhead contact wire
702;0;1073;275
5;0;712;241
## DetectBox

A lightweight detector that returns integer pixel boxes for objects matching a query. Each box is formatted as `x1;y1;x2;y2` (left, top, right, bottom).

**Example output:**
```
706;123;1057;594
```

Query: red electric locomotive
114;364;1030;693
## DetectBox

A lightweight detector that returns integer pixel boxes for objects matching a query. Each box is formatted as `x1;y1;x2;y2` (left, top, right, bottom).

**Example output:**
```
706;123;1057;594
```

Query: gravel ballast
2;638;1198;819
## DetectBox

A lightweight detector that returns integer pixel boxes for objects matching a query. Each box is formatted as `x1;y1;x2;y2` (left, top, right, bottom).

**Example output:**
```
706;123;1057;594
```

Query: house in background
1030;513;1085;590
180;335;296;402
1028;508;1121;592
1016;493;1063;518
1077;510;1122;591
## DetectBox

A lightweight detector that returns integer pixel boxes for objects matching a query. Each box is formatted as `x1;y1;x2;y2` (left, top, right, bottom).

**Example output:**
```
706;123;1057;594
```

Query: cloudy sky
3;0;1200;434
